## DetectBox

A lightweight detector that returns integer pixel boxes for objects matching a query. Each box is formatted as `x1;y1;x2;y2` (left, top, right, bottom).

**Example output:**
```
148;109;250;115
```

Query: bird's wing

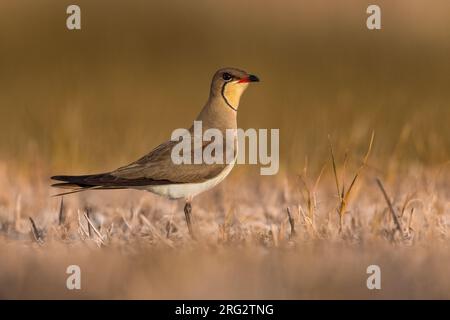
111;137;235;185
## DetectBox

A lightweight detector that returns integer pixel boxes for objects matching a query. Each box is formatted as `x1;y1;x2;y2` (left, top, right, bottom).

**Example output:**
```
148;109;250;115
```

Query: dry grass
0;152;448;299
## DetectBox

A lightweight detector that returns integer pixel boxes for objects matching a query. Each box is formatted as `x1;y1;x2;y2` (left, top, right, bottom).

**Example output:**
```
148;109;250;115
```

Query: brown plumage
51;67;259;237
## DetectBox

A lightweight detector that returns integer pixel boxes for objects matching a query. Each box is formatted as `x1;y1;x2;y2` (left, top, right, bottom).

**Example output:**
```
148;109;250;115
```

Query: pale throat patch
223;82;249;110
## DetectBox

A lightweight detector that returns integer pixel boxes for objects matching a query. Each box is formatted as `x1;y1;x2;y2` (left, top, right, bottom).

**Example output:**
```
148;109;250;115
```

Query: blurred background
0;0;449;175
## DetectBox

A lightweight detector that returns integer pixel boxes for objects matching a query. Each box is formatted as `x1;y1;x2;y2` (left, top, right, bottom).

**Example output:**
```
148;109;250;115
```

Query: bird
51;67;259;238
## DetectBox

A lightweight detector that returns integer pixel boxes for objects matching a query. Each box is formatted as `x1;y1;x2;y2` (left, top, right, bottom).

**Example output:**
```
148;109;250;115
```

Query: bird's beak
238;74;260;83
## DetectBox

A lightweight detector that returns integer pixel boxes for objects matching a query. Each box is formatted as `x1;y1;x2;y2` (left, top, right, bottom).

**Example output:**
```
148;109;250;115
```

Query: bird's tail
50;173;118;196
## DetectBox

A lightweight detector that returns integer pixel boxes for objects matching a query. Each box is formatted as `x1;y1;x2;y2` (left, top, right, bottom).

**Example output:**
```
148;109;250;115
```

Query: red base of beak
238;74;260;83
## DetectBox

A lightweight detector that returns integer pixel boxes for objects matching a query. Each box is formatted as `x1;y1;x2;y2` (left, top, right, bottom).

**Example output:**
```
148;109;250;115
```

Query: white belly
144;160;235;200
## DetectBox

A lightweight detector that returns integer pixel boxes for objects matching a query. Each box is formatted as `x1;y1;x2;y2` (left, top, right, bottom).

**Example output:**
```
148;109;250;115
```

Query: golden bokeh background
0;0;449;174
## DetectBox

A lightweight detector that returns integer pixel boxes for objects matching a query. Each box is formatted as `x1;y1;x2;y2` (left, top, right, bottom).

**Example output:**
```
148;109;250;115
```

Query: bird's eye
222;73;232;81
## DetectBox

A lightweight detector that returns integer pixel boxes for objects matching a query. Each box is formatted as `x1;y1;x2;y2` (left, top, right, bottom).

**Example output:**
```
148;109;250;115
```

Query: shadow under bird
51;67;259;238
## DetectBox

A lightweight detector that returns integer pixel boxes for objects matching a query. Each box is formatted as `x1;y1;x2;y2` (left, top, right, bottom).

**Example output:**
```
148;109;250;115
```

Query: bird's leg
184;199;195;239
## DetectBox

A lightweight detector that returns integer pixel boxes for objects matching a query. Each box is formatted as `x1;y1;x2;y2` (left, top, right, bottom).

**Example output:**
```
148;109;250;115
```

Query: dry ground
0;160;448;299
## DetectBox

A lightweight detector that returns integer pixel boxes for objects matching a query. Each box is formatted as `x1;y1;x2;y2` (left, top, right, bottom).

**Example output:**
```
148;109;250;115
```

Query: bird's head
210;67;259;111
